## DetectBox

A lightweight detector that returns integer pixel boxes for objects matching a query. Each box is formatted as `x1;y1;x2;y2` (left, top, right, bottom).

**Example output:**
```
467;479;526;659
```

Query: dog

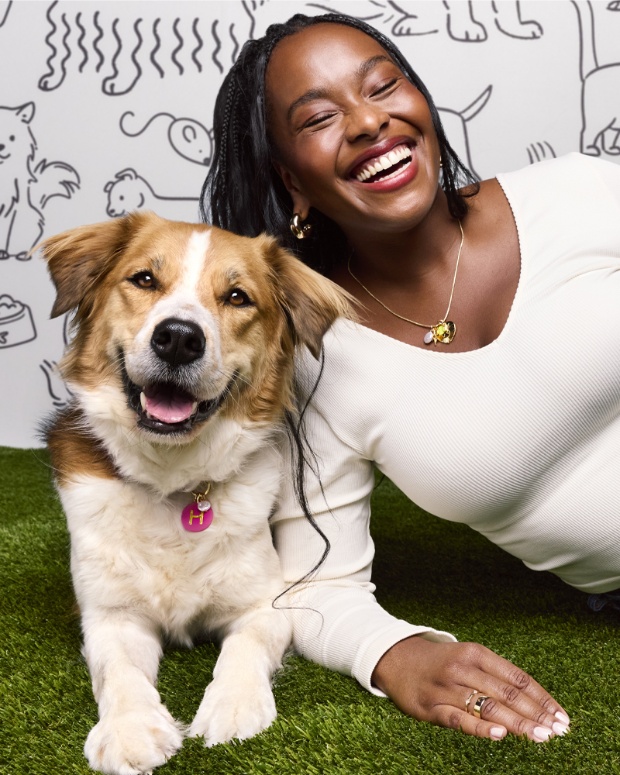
41;211;350;775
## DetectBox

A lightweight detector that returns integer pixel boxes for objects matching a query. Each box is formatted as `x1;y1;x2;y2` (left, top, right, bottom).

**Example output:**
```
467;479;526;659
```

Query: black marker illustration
443;1;543;42
526;141;557;164
104;168;199;220
40;358;73;408
308;1;543;41
572;0;620;156
306;0;439;36
40;313;73;408
0;0;12;28
0;102;80;261
437;86;493;179
119;111;213;166
38;0;264;96
0;293;37;348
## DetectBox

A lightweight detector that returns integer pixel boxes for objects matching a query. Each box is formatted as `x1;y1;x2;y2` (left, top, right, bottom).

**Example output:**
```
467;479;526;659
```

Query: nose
345;103;390;143
151;318;206;366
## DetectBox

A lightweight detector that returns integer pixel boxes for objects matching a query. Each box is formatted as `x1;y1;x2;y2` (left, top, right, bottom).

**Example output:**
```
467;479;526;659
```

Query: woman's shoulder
494;152;620;193
295;318;400;418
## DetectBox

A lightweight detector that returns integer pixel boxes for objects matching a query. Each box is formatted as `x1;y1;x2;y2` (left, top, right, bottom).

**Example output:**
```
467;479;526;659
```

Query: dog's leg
189;606;292;746
81;613;184;775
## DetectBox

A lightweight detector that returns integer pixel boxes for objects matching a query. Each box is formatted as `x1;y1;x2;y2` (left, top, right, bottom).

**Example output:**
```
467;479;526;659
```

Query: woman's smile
352;141;413;182
348;138;420;194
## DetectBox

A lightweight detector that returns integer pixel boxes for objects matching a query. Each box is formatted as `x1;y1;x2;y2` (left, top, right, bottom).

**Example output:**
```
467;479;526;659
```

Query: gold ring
473;695;491;718
465;689;478;713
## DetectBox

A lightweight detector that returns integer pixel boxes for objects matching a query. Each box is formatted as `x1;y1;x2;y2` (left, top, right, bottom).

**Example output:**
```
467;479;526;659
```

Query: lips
353;143;413;183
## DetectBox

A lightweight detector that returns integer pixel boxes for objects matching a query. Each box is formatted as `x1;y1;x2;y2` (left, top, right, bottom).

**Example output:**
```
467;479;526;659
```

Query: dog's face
41;212;350;442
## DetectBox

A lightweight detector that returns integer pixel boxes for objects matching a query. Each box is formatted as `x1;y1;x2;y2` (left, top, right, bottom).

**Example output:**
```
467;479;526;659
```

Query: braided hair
200;11;478;274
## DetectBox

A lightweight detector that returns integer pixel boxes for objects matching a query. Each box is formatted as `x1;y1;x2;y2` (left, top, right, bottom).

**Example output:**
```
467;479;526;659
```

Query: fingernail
552;721;569;736
490;726;506;740
555;711;571;725
533;726;552;742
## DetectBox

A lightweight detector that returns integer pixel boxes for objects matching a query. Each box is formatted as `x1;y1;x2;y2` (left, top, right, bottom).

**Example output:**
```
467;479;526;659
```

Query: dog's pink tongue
144;386;196;424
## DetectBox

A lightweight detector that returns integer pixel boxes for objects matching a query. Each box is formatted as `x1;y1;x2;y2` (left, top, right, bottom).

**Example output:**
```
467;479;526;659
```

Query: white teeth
191;401;198;415
140;391;147;410
355;144;412;182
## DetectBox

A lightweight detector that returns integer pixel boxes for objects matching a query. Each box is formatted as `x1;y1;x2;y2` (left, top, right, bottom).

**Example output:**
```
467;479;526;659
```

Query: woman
201;12;620;743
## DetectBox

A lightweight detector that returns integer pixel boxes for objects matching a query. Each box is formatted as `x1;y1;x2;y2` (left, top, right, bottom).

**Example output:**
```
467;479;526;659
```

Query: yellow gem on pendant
425;321;457;345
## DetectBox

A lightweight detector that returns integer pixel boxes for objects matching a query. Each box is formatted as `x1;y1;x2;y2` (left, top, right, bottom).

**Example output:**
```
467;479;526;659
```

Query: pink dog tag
181;500;214;532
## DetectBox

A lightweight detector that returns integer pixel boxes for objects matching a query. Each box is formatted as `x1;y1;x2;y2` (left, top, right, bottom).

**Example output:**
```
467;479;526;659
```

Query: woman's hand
371;636;570;741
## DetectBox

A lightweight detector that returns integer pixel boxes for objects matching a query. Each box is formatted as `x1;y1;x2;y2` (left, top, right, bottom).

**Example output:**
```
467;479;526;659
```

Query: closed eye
371;78;398;97
302;111;337;129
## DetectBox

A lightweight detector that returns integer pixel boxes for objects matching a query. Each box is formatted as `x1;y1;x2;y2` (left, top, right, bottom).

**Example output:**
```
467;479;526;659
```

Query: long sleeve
272;387;456;696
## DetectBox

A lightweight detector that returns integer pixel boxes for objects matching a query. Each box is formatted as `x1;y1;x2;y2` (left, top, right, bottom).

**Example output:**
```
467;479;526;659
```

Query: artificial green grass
1;446;619;775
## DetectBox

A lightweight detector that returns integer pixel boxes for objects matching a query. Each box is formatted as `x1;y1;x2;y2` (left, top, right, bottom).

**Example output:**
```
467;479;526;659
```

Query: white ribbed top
272;153;620;694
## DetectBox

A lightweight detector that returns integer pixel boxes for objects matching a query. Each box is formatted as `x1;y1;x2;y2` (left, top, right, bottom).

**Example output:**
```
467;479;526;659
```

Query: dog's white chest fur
60;444;284;643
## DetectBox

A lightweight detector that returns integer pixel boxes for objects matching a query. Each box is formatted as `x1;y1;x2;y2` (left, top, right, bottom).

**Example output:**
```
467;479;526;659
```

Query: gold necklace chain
347;220;464;345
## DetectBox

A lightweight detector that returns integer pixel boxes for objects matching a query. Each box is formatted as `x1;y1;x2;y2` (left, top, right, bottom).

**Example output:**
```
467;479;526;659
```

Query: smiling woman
201;11;620;747
265;24;442;240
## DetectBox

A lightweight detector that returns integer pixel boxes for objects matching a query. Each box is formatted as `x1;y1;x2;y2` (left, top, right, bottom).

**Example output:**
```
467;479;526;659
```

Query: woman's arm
273;398;570;741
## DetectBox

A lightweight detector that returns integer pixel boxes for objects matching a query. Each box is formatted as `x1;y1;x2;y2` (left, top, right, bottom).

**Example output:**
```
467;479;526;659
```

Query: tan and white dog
41;212;350;775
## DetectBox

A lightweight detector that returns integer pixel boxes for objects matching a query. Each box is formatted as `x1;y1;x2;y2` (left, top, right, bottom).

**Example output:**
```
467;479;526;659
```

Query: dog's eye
226;289;253;307
128;271;158;290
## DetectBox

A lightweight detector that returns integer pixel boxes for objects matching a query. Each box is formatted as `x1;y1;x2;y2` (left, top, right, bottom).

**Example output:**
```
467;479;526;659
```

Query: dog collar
181;482;213;532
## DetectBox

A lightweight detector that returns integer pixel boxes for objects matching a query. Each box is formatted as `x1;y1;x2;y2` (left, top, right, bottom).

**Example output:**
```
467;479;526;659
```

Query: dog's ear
263;237;356;359
39;213;149;318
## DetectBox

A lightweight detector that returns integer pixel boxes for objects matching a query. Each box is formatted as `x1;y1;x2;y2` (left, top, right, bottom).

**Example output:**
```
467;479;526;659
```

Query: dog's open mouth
122;366;235;436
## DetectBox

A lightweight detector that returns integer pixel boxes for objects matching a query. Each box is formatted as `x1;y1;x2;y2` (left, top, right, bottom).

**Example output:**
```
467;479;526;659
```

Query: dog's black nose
151;318;206;366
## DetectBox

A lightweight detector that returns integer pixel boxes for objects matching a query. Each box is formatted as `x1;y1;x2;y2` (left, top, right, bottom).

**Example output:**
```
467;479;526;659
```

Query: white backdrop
1;0;619;447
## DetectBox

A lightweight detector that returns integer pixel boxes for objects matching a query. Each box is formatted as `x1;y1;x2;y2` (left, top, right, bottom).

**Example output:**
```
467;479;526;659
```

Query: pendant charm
181;483;213;532
424;321;456;345
181;500;214;532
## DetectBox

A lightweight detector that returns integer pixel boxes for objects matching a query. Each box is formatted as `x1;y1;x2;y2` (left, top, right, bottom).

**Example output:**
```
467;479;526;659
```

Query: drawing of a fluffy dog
41;211;350;775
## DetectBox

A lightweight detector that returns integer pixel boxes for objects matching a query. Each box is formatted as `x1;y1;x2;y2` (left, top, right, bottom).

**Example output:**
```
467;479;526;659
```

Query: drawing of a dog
41;211;350;774
0;102;79;259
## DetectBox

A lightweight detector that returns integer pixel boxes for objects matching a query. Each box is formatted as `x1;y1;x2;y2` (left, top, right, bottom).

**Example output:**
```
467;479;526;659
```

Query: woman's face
266;23;442;238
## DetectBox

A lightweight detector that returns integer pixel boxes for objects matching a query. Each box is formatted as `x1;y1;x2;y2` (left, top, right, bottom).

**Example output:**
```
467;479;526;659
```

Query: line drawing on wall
443;1;543;41
307;0;543;40
104;168;199;219
40;357;73;408
572;0;620;156
0;102;80;261
40;313;74;408
37;0;265;95
0;293;37;349
119;111;213;167
437;86;492;178
0;0;12;28
526;141;557;164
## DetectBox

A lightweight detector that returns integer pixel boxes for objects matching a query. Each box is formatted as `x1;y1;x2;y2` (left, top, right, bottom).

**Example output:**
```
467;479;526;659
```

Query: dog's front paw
84;705;184;775
189;678;276;747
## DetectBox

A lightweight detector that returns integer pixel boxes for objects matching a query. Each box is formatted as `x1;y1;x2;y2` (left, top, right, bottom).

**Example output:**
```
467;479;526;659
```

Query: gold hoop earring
290;213;312;240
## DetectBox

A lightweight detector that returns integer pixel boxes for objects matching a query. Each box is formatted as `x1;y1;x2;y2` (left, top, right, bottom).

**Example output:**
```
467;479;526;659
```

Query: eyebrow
286;54;394;122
